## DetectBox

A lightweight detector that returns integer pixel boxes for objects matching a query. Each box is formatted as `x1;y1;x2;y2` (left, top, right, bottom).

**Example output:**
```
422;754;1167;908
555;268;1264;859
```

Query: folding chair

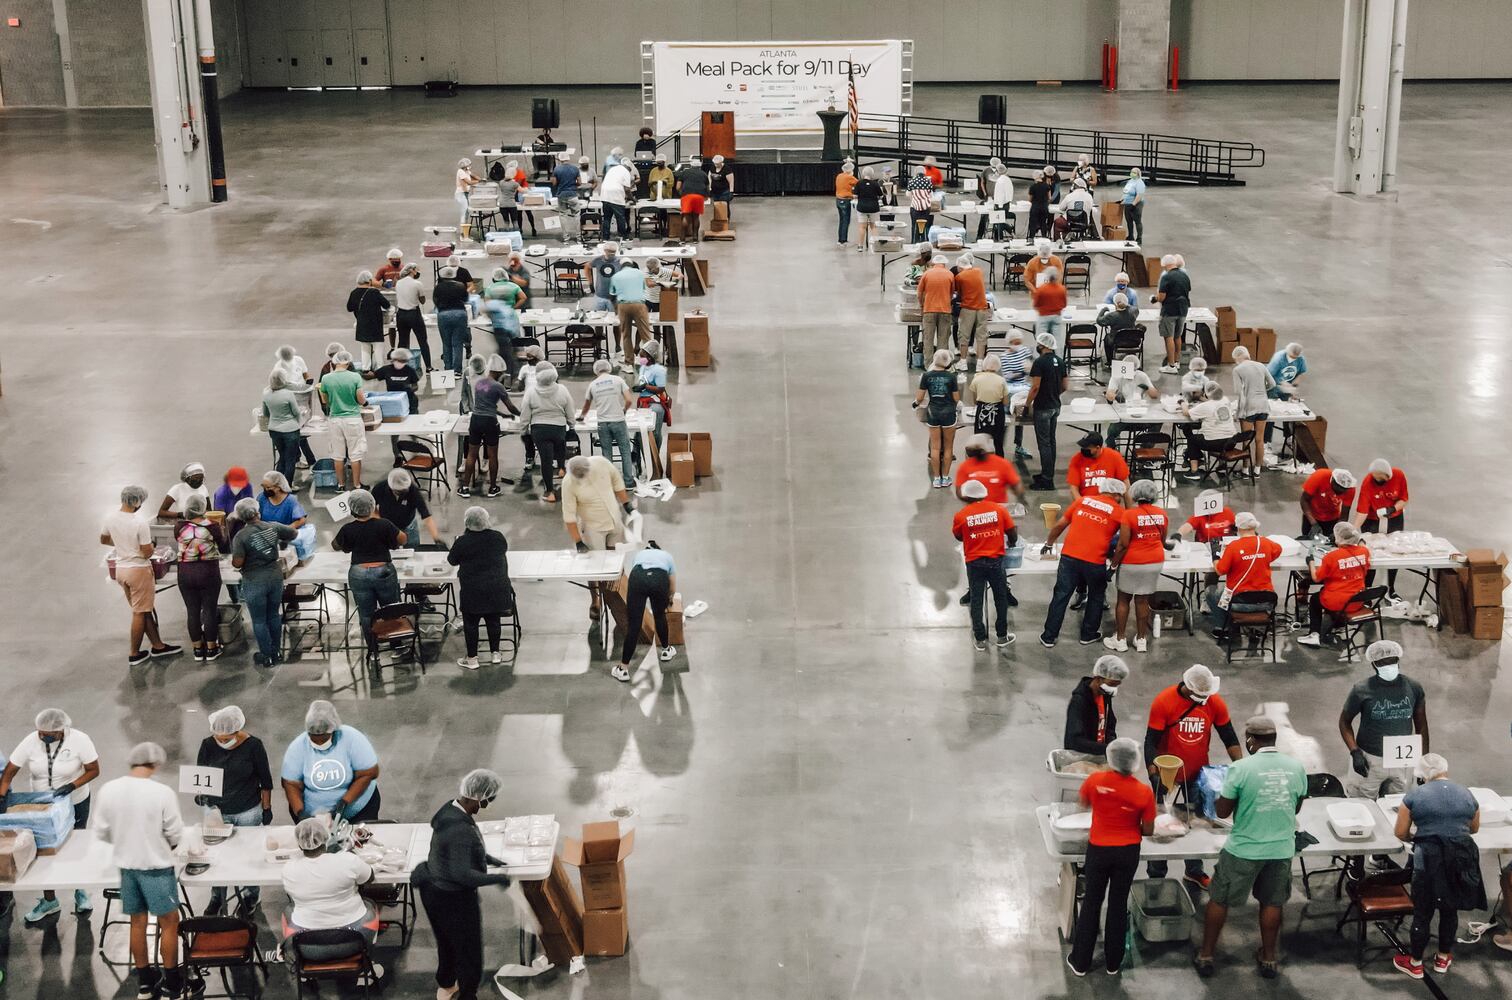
289;929;380;999
369;601;425;675
578;208;604;244
178;916;267;1000
1130;432;1174;493
1299;773;1351;898
281;584;330;655
1223;591;1278;663
1333;586;1388;660
1063;324;1100;380
1203;430;1255;487
1062;252;1093;294
395;437;449;497
634;205;664;238
1063;208;1092;242
566;324;608;368
1336;868;1414;966
498;583;523;654
550;260;585;301
359;821;418;946
1109;325;1146;368
1004;253;1032;291
98;890;193;967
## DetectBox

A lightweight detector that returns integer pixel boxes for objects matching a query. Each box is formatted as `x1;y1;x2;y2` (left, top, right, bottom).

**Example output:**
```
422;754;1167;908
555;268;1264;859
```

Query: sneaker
73;889;92;914
137;970;162;1000
490;651;505;665
1039;637;1056;648
974;638;988;651
457;657;480;671
1014;446;1032;460
1102;636;1128;652
193;647;208;662
1069;593;1086;611
1211;629;1233;642
1078;633;1103;645
1392;954;1424;980
149;643;183;659
456;485;473;498
252;653;269;667
202;646;222;661
128;651;151;666
486;485;503;498
1159;363;1181;374
1432;954;1452;974
995;633;1015;648
1065;954;1087;978
611;664;631;682
23;897;61;923
659;646;677;662
1296;633;1322;647
1193;955;1216;978
1178;471;1204;482
1184;871;1212;890
358;964;384;987
1134;637;1148;653
958;592;971;607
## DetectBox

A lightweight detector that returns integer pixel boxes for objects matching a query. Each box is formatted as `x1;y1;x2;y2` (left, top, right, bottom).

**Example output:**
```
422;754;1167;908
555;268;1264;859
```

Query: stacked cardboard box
704;202;735;240
562;821;635;957
1215;307;1238;353
666;432;695;487
1464;550;1508;639
684;312;710;367
521;855;584;965
1099;201;1126;240
1236;327;1276;365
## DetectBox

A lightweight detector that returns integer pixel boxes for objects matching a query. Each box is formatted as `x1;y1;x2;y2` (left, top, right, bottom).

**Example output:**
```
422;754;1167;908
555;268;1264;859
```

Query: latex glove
575;541;589;554
621;500;635;515
1040;543;1054;556
1350;748;1370;778
262;809;274;826
193;795;208;808
54;786;75;800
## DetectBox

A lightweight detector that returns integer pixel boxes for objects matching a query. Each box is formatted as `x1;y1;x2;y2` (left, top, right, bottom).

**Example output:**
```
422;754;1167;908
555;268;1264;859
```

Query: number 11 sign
179;766;224;798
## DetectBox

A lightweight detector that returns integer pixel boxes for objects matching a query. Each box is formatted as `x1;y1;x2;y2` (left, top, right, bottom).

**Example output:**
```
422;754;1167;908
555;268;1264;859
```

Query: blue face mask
1375;664;1400;683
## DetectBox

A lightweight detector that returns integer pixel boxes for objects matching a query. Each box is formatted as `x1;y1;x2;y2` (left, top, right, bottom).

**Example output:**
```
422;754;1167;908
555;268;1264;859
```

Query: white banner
650;40;904;135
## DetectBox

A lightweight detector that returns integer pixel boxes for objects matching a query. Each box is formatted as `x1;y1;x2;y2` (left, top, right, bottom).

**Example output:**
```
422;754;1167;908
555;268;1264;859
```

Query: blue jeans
1035;314;1065;348
207;804;266;910
598;419;636;486
438;309;470;373
836;198;852;243
966;555;1010;642
348;564;400;650
270;429;301;484
1040;555;1107;644
604;202;630;238
240;574;284;661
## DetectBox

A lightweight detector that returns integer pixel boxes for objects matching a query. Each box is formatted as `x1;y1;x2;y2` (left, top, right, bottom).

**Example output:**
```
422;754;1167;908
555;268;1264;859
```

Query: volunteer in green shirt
1194;716;1307;980
317;352;369;492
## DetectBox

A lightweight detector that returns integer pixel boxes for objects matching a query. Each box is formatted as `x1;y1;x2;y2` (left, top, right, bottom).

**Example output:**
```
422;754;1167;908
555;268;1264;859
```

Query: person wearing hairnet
280;701;382;824
319;351;371;492
1063;656;1128;755
1229;346;1275;470
332;489;405;655
916;255;956;363
1039;478;1126;647
1338;639;1428;798
1026;170;1053;239
0;708;100;921
1143;665;1243;887
346;270;392;371
229;497;297;667
1067;737;1154;977
157;461;209;520
374;468;441;547
1297;521;1372;648
1153;254;1190;374
92;742;185;1000
176;493;229;662
952;479;1018;651
101;485;182;665
1178;381;1237;481
1299;466;1356;538
1351;458;1410;596
1209;512;1281;642
1105;480;1168;653
278;817;383;982
1193;717;1307;980
1390;753;1481;980
905;163;935;242
412;769;512;1000
195;706;273;915
448;507;513;670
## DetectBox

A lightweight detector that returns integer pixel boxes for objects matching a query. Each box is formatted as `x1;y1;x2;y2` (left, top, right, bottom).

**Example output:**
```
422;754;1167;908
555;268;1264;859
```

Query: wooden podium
699;111;735;161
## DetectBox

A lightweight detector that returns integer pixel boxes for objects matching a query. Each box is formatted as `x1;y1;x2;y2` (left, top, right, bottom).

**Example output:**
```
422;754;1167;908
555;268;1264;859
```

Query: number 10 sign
179;766;224;797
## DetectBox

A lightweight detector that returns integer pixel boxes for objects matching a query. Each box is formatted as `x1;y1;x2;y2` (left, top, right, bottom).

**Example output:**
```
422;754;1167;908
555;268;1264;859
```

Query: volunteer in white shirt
393;264;432;373
157;461;209;520
1059;179;1100;238
1181;381;1238;481
0;708;101;922
599;161;636;240
101;485;182;665
93;742;186;1000
278;817;384;979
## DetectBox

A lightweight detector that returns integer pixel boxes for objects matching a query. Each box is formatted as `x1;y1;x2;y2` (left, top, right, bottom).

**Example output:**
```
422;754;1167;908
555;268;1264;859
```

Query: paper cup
1040;502;1062;533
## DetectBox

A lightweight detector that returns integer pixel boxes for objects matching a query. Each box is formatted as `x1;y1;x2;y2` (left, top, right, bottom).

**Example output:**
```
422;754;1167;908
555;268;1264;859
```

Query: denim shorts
120;867;180;916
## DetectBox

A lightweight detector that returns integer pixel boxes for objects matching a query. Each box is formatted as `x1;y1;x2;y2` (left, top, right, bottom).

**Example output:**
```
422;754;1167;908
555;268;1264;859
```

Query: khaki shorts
1209;848;1293;908
116;565;156;613
330;416;368;461
583;527;625;551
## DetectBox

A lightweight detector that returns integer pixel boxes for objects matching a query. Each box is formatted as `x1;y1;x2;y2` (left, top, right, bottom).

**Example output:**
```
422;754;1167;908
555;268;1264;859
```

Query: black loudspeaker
978;94;1007;125
532;97;560;130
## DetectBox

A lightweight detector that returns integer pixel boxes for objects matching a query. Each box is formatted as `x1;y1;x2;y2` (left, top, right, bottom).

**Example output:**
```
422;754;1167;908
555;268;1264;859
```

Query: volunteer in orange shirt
1022;239;1063;290
1030;266;1068;348
1067;737;1155;977
1209;512;1282;642
834;162;857;247
1298;521;1372;648
1067;432;1131;500
921;155;944;187
955;435;1024;610
951;480;1018;650
916;255;956;359
1142;664;1243;886
1351;458;1409;596
1299;467;1356;537
1178;491;1238;547
952;253;993;365
1040;479;1127;647
1106;480;1169;653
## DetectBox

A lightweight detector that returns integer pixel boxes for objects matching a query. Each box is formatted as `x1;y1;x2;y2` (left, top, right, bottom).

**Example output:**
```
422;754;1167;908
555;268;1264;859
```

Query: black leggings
1070;842;1140;973
532;424;568;490
1409;899;1457;960
621;567;671;664
178;561;222;645
396;309;433;370
463;613;501;656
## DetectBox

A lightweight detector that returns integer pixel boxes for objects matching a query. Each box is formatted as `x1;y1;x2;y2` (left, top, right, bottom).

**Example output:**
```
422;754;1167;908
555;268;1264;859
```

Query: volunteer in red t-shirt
1178;490;1237;545
1066;432;1131;500
1142;664;1243;885
1068;737;1156;976
1040;479;1127;647
1351;458;1409;596
1210;511;1282;641
1298;521;1372;648
954;436;1025;505
1299;467;1357;537
951;480;1019;650
1106;480;1169;653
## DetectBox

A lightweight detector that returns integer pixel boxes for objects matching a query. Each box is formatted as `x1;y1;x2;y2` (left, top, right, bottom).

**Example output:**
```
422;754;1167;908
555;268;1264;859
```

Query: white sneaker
438;986;460;1000
611;664;631;682
359;964;384;986
659;646;677;662
1158;363;1181;374
1296;633;1322;647
490;651;504;664
456;657;479;670
1134;637;1148;652
1102;636;1128;652
954;359;969;372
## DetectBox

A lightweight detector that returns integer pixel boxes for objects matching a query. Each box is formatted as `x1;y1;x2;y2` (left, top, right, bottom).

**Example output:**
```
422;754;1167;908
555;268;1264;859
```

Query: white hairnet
485;354;507;373
1100;478;1128;496
960;480;988;500
386;468;413;491
128;742;167;767
305;700;341;735
295;817;329;851
120;485;149;508
325;341;344;358
1366;639;1402;666
536;366;559;387
1286;342;1304;357
1114;272;1129;283
34;708;71;731
357;270;374;285
1231;346;1250;362
1415;753;1449;781
1092;655;1129;681
209;705;245;736
333;351;353;366
1189;357;1208;372
1036;332;1057;349
1330;468;1356;488
1160;254;1177;268
1035;238;1051;255
1333;521;1362;545
1129;480;1159;504
348;488;376;518
1234;511;1260;531
262;471;291;493
183;494;208;518
233;497;260;522
1368;459;1391;476
932;349;952;368
1106;738;1141;776
1182;664;1219;697
439;266;458;279
459;768;503;801
567;455;592;479
931;253;948;265
1113;292;1128;308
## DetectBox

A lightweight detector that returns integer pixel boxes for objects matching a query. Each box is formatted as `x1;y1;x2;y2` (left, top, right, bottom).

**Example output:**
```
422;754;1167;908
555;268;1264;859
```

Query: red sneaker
1392;955;1423;980
1183;871;1212;890
1432;954;1452;974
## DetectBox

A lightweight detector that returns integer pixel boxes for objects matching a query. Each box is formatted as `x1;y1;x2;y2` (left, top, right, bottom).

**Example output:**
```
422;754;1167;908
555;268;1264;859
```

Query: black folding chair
289;928;380;999
369;601;425;675
178;916;266;1000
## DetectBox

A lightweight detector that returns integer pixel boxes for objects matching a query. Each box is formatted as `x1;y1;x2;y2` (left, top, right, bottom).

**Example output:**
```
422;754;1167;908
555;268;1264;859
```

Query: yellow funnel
1153;755;1184;793
1040;502;1063;534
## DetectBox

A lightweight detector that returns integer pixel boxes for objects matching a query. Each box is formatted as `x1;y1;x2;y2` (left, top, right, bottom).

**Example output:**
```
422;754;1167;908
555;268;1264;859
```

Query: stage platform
722;148;841;196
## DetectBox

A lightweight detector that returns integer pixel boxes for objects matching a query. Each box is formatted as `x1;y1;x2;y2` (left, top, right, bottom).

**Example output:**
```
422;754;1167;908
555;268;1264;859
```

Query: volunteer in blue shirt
550;152;581;242
609;260;653;371
1101;272;1139;308
613;543;678;682
280;700;381;823
1267;343;1307;398
1121;167;1146;243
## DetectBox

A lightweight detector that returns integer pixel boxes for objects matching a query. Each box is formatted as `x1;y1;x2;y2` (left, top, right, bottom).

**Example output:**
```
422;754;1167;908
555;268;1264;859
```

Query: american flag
846;54;859;148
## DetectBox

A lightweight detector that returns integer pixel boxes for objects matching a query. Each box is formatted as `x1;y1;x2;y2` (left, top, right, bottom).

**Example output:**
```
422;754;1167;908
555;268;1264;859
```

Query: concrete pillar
142;0;212;208
1333;0;1409;195
1117;0;1172;92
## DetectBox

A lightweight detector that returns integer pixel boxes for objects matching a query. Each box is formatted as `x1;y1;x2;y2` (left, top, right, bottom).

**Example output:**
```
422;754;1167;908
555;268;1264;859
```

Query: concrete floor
2;80;1512;998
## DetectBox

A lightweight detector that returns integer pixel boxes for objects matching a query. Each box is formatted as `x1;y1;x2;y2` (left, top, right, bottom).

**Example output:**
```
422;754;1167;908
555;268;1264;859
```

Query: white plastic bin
1130;878;1196;942
1047;748;1106;802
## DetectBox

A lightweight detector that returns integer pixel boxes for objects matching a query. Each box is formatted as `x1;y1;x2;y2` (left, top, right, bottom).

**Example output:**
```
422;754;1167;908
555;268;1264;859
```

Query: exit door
322;29;356;87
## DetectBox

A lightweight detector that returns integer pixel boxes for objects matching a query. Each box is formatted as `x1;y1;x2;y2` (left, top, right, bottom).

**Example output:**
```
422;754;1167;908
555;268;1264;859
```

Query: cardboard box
1237;327;1276;365
1145;257;1163;287
562;821;636;908
582;906;629;957
1438;568;1471;634
521;855;584;964
0;829;37;883
1102;225;1127;241
666;432;690;457
1472;605;1505;640
577;861;627;910
684;334;710;367
1465;550;1509;606
669;453;696;487
1100;201;1123;227
689;432;712;477
666;592;684;645
1293;417;1328;466
1215;306;1238;342
1122;252;1149;286
656;286;679;323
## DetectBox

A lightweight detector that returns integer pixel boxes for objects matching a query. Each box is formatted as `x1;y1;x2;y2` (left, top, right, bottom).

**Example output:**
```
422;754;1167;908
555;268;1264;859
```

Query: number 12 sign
1382;735;1422;767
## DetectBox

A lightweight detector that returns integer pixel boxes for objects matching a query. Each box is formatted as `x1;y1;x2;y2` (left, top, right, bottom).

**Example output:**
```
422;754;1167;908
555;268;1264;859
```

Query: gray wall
0;0;67;106
68;0;149;106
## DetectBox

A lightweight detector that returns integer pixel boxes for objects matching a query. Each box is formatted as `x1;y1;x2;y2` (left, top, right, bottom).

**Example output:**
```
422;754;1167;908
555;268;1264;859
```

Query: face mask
216;738;238;750
1189;693;1210;705
1102;685;1118;698
308;735;331;751
478;797;495;811
40;733;59;745
1374;664;1400;683
1081;449;1098;459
